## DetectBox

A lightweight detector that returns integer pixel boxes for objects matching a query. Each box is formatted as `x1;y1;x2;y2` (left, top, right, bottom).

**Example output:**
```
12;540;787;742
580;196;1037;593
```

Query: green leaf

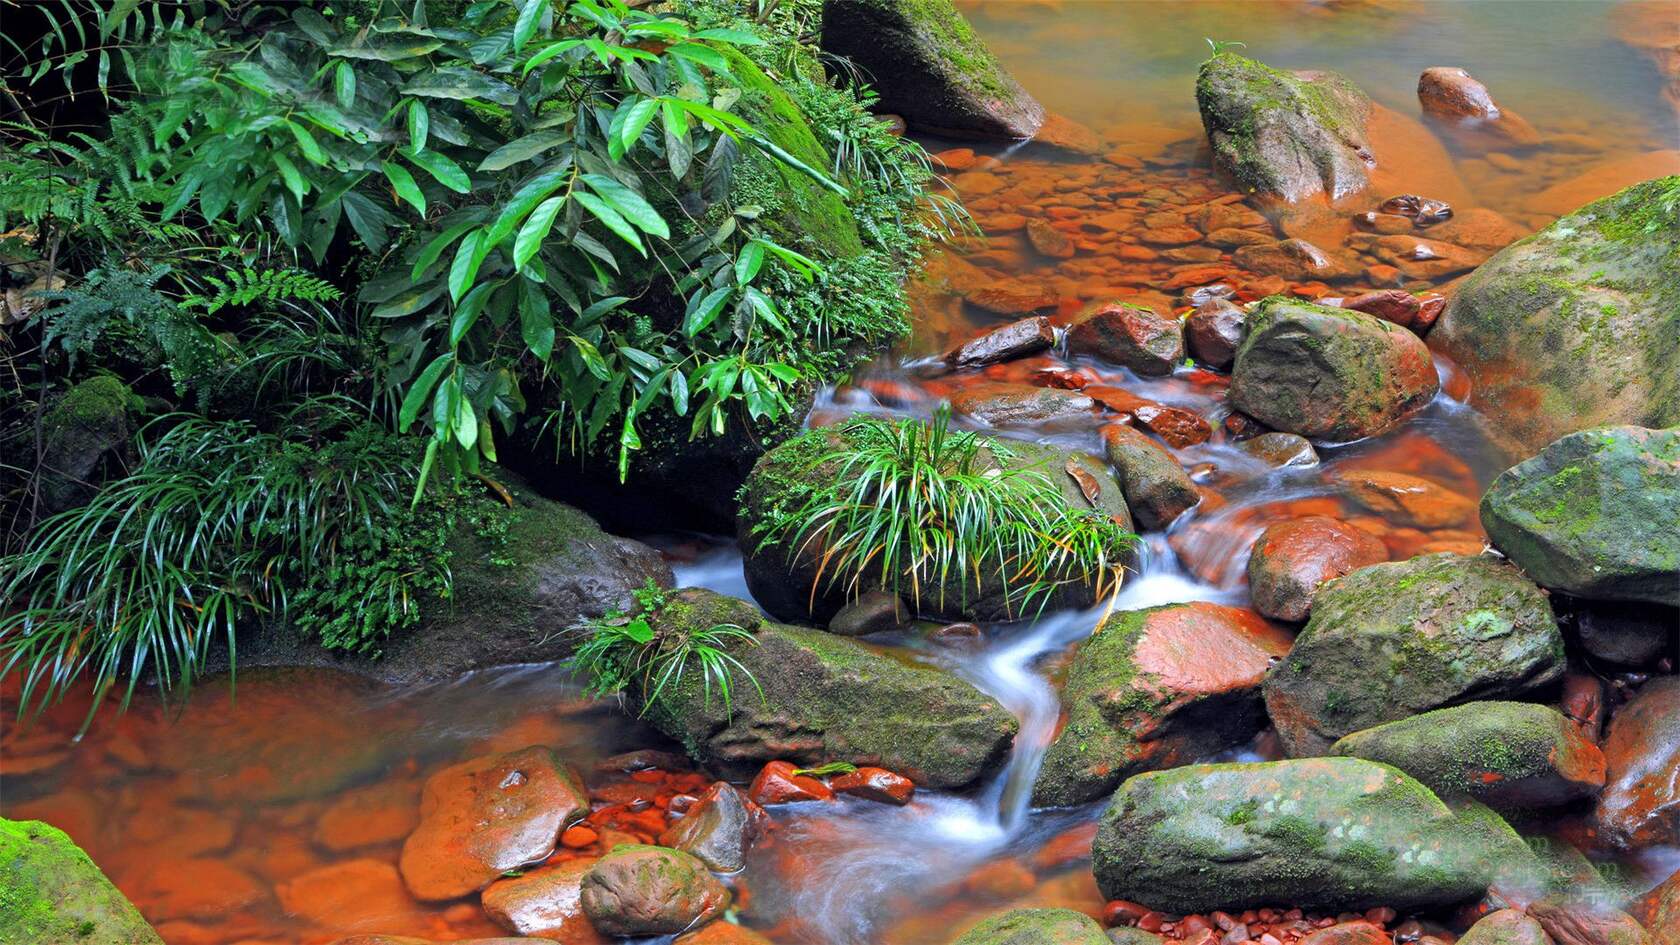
450;281;494;344
287;121;326;165
734;240;764;285
411;218;482;282
570;334;610;379
666;43;728;71
668;369;690;415
682;285;732;337
402;147;470;193
455;393;479;449
448;230;486;303
519;286;555;360
609;97;659;161
513;195;565;271
272;152;307;205
522;38;582;75
331;36;444;61
478;130;567;172
401;354;453;432
382;161;426;215
512;0;549;52
581;173;668;238
573;192;644;256
485;168;569;248
408;99;429;151
403;68;519;106
334;61;356;108
693;27;765;45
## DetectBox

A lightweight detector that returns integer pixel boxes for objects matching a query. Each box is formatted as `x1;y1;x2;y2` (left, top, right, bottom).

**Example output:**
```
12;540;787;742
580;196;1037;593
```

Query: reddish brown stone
314;780;420;852
950;382;1096;427
1066;302;1185;376
967;284;1059;316
947;316;1056;369
748;760;834;805
1247;517;1390;622
1301;922;1390;945
657;781;766;872
481;858;604;944
579;845;730;937
830;766;915;806
277;859;429;936
1028;219;1077;258
1528;899;1653;945
398;746;588;901
1342;289;1424;330
1085;384;1157;418
1185;299;1246;369
1134;404;1213;447
1332;469;1476;528
1596;676;1680;850
1561;673;1606;743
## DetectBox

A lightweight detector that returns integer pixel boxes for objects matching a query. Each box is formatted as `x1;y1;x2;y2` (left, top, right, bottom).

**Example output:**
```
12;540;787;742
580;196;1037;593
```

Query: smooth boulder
1595;676;1680;850
579;845;729;937
0;818;163;945
1458;910;1553;945
1091;758;1535;912
1246;516;1389;622
1263;553;1566;755
820;0;1045;140
1429;176;1680;453
1229;297;1439;442
480;858;601;943
953;908;1110;945
1330;702;1606;813
1066;302;1185;377
1480;426;1680;606
1196;53;1374;203
638;589;1019;789
1032;602;1295;807
1100;423;1200;531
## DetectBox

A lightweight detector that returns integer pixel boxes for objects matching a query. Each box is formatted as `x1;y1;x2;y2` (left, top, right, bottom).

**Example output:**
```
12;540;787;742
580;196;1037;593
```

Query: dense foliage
0;0;950;716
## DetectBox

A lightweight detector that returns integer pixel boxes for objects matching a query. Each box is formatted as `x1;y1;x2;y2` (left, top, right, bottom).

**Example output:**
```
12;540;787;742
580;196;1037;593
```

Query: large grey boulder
1430;176;1680;454
1091;758;1538;913
1480;426;1680;607
638;589;1018;790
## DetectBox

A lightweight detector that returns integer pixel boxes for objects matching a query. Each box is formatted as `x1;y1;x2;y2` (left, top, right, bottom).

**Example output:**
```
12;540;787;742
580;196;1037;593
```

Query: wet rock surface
658;781;766;872
954;907;1112;945
1595;676;1680;850
480;858;602;943
1033;602;1294;807
1246;516;1389;622
1457;909;1552;945
579;844;730;937
1185;298;1246;369
1101;423;1201;530
1263;553;1566;755
1066;302;1186;377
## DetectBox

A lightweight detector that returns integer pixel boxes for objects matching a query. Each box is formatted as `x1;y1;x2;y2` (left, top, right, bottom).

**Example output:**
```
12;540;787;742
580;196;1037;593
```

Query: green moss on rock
952;907;1110;945
0;819;163;945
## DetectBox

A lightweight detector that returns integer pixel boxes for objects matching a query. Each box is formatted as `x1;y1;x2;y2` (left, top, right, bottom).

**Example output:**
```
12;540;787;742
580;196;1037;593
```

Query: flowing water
4;3;1678;943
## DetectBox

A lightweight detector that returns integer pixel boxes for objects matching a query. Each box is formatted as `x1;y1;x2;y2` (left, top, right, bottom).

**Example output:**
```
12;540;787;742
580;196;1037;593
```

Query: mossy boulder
1229;297;1439;442
1262;554;1567;756
578;844;729;937
1195;53;1374;203
1330;702;1607;814
952;908;1110;945
1429;176;1680;455
39;375;138;513
737;422;1134;625
638;588;1018;789
1090;758;1539;913
820;0;1045;140
1032;602;1295;808
0;818;163;945
1457;909;1552;945
1480;425;1680;607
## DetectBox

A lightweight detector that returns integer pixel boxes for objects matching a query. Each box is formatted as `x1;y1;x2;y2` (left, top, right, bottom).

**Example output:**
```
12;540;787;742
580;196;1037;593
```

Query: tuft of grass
759;405;1136;618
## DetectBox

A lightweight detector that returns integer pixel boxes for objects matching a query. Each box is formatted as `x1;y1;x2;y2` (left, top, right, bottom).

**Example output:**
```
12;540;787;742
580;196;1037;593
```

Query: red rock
1561;673;1606;743
950;381;1096;428
481;857;604;944
1365;264;1403;285
1134;403;1212;447
1185;299;1246;370
748;761;833;805
1342;289;1424;331
561;825;599;849
961;858;1037;900
1105;900;1151;927
1331;469;1476;529
675;923;777;945
1528;898;1653;945
830;766;915;806
122;858;269;922
1413;294;1446;333
1632;868;1679;944
967;283;1059;316
1596;676;1680;850
1234;239;1353;281
1065;302;1185;376
933;148;978;172
398;746;589;901
1084;384;1157;418
658;781;766;871
314;780;420;852
947;316;1056;369
277;859;429;935
1417;67;1541;149
1141;224;1204;246
1194;202;1269;233
1247;517;1390;622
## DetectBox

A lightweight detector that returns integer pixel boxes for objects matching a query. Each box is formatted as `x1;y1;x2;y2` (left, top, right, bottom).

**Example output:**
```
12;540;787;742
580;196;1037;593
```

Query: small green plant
789;761;856;778
571;593;762;717
1205;37;1248;57
756;405;1136;617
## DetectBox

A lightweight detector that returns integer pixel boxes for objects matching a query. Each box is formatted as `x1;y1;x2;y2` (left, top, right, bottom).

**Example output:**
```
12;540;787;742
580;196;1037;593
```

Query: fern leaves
181;267;342;315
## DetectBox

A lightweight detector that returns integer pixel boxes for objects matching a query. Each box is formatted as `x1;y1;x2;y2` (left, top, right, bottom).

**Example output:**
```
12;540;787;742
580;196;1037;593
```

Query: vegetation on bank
0;0;957;716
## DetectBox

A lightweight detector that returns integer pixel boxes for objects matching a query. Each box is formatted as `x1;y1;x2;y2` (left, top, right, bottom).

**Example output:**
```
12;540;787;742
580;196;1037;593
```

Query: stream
4;1;1678;943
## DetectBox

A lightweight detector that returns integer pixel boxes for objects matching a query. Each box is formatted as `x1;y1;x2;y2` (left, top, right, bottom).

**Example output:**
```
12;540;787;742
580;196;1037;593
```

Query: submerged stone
580;845;728;937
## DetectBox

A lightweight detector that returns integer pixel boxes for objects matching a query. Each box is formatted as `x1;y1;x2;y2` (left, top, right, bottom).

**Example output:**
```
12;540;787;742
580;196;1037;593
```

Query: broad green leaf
484;168;568;247
370;283;447;318
581;173;668;238
455;393;478;449
733;240;764;285
410;218;482;282
272;152;307;205
333;61;356;108
401;354;453;432
448;230;485;303
330;36;444;61
401;147;470;193
450;281;494;344
512;0;549;52
668;369;690;415
513;195;565;271
408;99;429;151
382;161;426;215
478;130;567;172
570;334;610;379
573;192;644;256
522;38;582;75
666;43;728;71
519;286;555;360
682;285;731;337
403;68;519;106
609;97;659;161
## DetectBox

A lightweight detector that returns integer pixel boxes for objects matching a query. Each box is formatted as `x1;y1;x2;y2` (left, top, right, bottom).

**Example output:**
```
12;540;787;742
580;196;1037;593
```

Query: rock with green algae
1330;701;1606;813
1262;553;1566;756
579;845;730;937
820;0;1044;140
951;908;1111;945
39;374;138;513
0;818;163;945
1195;52;1375;203
737;422;1134;625
1228;297;1439;442
1429;176;1680;456
1031;602;1295;808
1090;758;1540;913
1456;909;1553;945
636;588;1018;789
1480;425;1680;607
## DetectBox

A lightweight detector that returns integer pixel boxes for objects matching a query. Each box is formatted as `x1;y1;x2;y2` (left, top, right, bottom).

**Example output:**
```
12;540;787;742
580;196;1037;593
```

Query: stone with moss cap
1330;701;1606;814
636;588;1018;789
1229;297;1439;442
579;844;729;937
1195;52;1374;203
820;0;1044;139
0;818;163;945
1480;425;1680;607
1031;602;1295;808
1430;176;1680;456
39;374;138;513
952;907;1111;945
1262;553;1566;756
1091;758;1538;913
